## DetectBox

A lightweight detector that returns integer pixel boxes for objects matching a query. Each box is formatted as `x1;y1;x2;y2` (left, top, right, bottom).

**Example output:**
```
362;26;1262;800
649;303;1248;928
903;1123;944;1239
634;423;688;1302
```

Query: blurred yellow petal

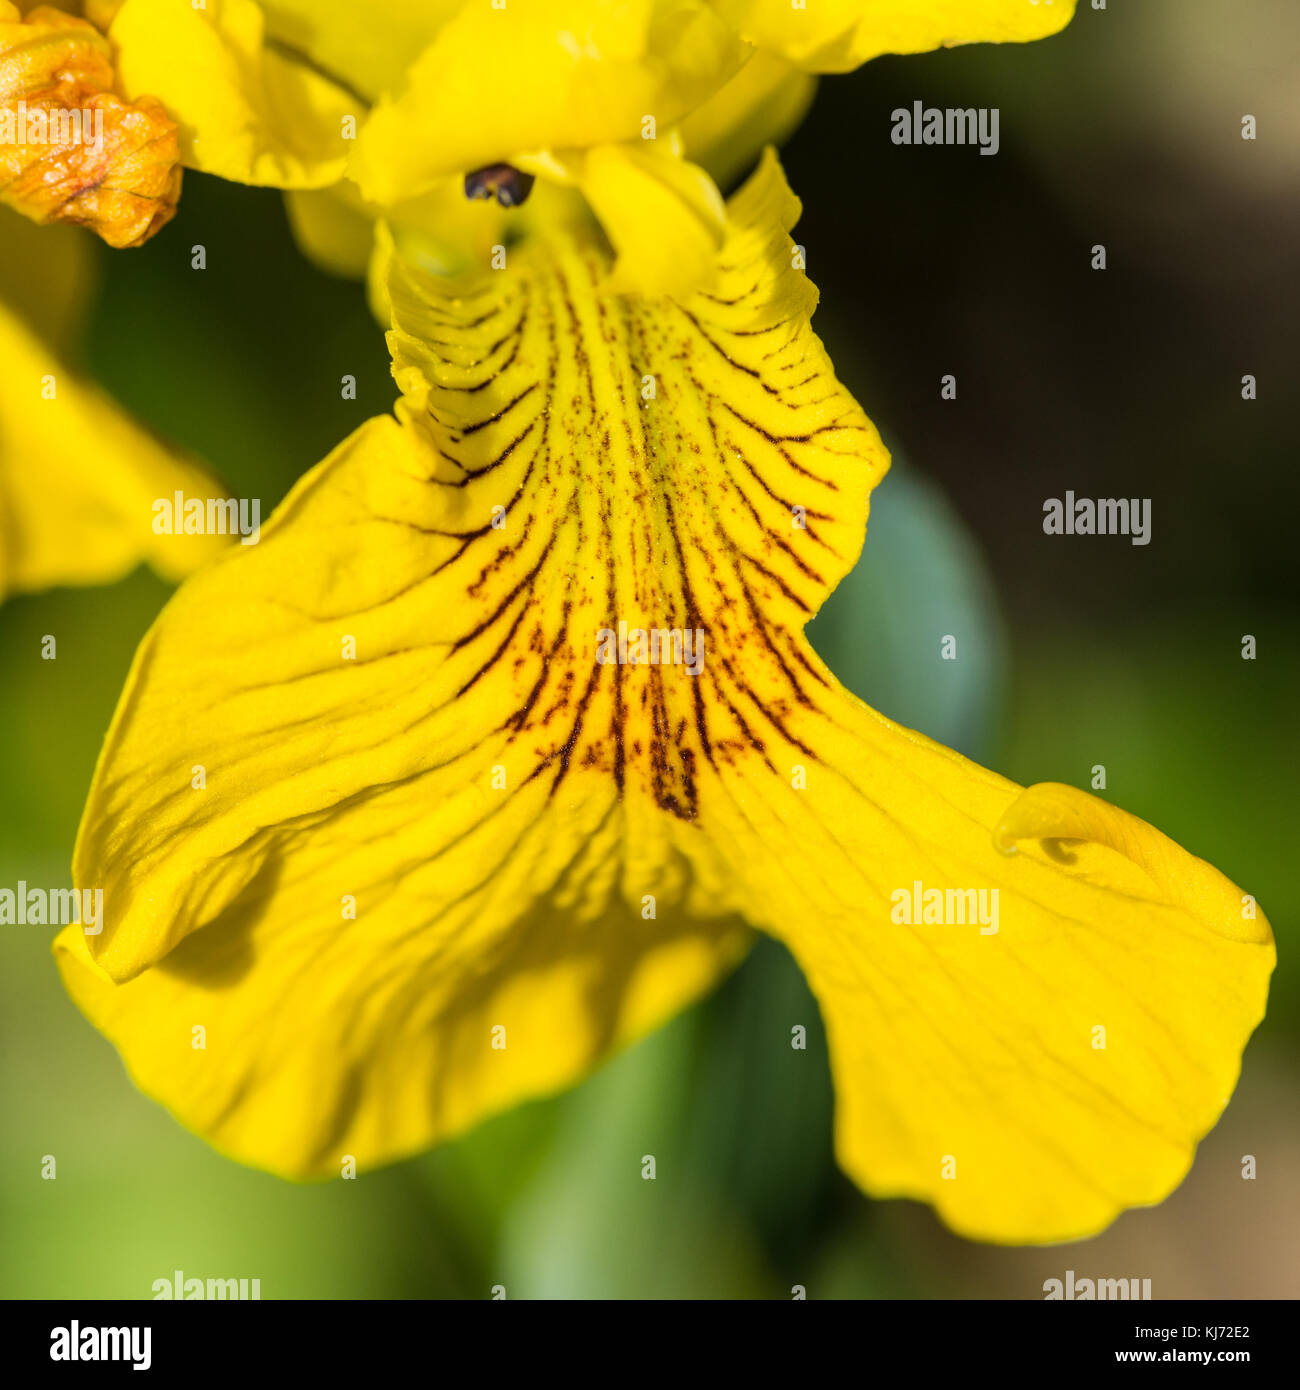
108;0;357;187
257;0;460;103
0;0;180;244
0;204;96;353
59;153;1270;1244
282;184;375;279
712;0;1077;72
679;48;816;189
83;1;124;28
285;173;516;289
571;142;726;296
731;708;1272;1242
350;0;746;204
0;301;233;596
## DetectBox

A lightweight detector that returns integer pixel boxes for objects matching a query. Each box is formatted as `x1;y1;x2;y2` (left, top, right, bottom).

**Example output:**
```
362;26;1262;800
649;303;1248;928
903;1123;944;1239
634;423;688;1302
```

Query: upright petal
568;142;727;296
107;0;357;187
679;48;816;189
255;0;462;104
349;0;747;204
711;0;1077;72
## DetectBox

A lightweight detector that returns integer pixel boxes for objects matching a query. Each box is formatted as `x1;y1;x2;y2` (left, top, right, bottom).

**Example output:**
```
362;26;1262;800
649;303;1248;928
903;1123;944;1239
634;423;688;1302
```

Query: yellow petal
0;301;233;596
0;0;181;244
350;0;747;204
570;142;726;296
0;204;96;353
725;701;1272;1242
60;153;1271;1243
57;150;847;1174
83;2;125;29
282;184;375;279
712;0;1077;72
679;48;816;189
108;0;357;187
256;0;461;104
284;174;515;291
56;406;752;1174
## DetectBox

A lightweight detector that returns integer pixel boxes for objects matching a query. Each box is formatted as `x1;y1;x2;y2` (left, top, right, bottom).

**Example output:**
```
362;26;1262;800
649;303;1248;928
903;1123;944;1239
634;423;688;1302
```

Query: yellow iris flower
8;0;1274;1247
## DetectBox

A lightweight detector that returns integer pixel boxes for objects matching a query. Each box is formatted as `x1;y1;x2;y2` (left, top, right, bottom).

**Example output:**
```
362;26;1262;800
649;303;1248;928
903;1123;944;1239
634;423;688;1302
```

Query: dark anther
464;163;536;209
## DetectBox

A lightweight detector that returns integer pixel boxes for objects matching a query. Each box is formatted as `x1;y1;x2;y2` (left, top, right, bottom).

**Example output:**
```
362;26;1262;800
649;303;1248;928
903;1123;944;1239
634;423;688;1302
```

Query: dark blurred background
1;0;1295;1297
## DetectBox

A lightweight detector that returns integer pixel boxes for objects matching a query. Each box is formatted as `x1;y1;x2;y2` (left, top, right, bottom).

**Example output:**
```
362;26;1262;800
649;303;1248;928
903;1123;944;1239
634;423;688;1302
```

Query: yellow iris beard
55;154;1272;1244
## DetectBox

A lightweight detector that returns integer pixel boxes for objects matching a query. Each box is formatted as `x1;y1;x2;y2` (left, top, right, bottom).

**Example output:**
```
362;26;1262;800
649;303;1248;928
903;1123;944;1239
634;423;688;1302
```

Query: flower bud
0;2;181;247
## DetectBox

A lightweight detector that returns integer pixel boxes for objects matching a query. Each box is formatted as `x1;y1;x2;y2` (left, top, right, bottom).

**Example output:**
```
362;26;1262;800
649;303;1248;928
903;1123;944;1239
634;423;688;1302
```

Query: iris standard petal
349;0;747;204
678;47;816;190
711;0;1077;73
255;0;460;104
107;0;357;187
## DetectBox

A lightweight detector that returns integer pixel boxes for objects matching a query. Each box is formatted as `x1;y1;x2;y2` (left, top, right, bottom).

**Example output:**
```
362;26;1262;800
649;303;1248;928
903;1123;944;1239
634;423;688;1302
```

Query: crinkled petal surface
108;0;357;187
712;0;1077;72
0;301;233;597
59;153;1272;1242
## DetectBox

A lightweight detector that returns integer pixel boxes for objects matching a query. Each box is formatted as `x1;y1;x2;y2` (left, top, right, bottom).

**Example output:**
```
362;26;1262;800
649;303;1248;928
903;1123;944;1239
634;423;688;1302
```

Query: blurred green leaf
809;453;1006;760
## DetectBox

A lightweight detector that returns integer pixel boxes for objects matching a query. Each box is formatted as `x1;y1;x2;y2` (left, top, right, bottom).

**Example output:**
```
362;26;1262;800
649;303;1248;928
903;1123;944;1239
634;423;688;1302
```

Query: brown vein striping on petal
380;154;887;829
